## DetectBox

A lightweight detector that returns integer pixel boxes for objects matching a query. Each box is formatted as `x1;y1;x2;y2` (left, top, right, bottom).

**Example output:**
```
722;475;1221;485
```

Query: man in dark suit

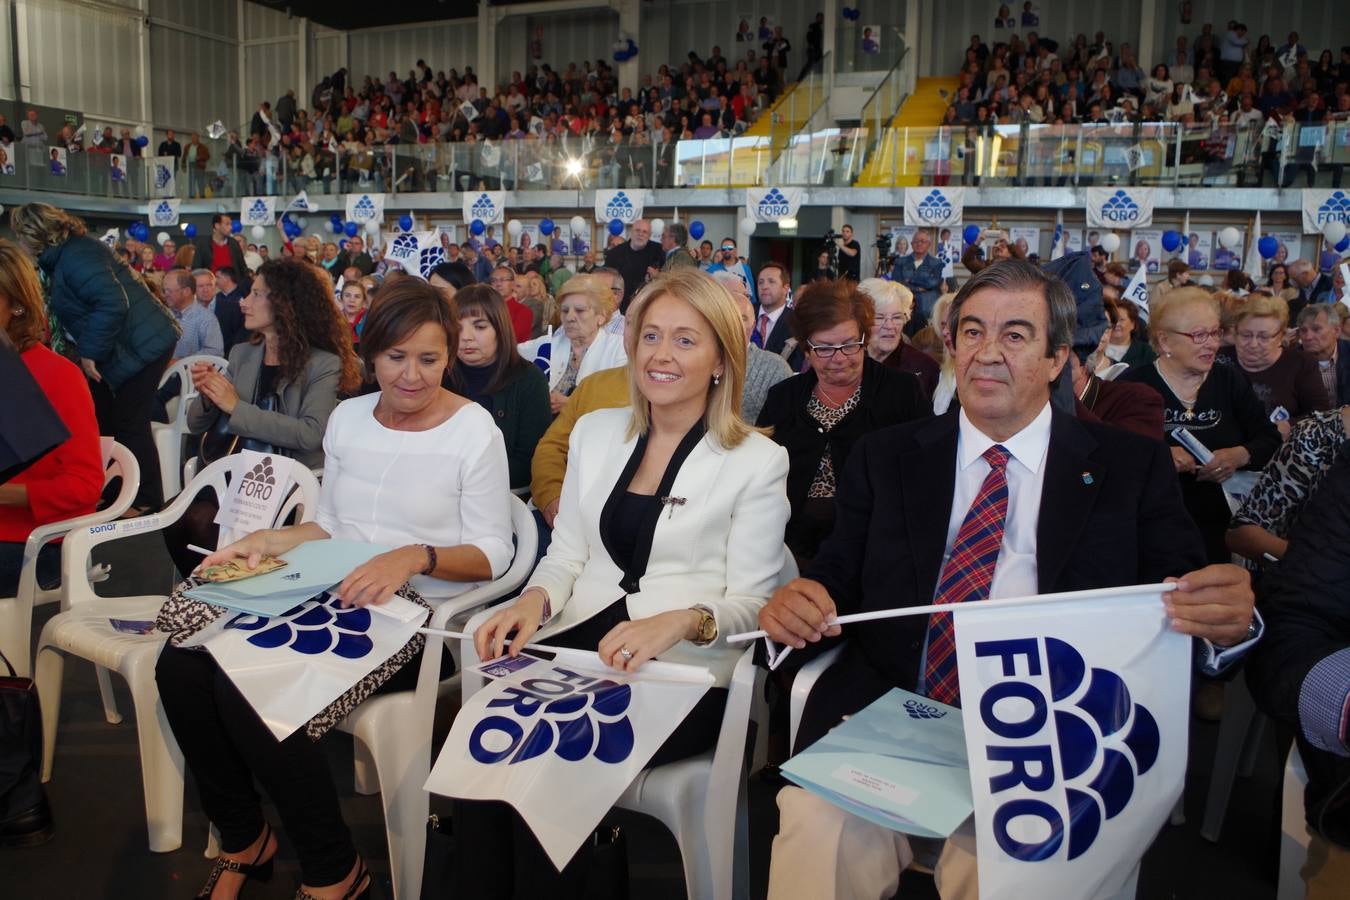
659;222;698;271
192;214;248;280
603;218;664;313
1247;455;1350;893
890;229;946;333
344;234;375;276
1296;303;1350;406
1290;258;1335;320
751;261;803;370
759;260;1257;899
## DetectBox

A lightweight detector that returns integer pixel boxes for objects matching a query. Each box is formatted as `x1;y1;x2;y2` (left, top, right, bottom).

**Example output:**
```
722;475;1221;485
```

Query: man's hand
759;578;841;649
80;357;102;382
1164;563;1255;647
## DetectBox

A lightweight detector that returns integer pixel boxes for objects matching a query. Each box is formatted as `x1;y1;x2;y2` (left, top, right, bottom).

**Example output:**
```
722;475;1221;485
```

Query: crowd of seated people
10;194;1350;896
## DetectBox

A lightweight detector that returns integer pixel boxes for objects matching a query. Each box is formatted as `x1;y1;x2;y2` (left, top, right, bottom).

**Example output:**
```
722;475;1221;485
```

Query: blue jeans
0;541;61;597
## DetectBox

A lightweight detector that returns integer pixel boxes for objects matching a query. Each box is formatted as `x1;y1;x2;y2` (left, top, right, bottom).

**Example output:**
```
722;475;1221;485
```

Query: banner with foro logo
594;189;647;224
1302;190;1350;234
462;191;505;226
1086;188;1155;229
904;187;965;230
955;585;1189;900
746;187;806;223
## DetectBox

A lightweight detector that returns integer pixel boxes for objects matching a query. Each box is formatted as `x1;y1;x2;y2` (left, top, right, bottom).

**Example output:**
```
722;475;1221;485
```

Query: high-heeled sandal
293;858;370;900
193;822;276;899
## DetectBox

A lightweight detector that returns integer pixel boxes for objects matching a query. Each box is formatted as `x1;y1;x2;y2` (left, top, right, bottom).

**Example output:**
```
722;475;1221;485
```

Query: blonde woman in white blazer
516;273;628;414
462;268;790;897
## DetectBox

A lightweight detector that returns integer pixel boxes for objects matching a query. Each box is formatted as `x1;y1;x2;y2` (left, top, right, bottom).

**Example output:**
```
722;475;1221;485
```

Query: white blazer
517;329;628;392
527;407;790;686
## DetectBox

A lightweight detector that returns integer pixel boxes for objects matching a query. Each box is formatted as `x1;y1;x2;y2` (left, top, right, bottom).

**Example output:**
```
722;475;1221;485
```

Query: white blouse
315;392;514;603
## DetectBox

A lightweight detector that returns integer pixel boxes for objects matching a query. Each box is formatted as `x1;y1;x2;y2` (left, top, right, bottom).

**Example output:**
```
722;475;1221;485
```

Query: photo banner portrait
345;192;386;226
595;188;648;225
426;649;714;868
955;585;1190;900
1301;189;1350;234
1085;187;1156;229
463;190;506;226
240;196;277;228
745;187;806;223
151;156;177;198
903;187;965;230
147;198;181;228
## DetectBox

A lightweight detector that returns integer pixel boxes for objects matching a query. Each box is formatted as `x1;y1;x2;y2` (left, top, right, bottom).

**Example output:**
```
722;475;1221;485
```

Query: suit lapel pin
1081;472;1094;485
660;496;687;519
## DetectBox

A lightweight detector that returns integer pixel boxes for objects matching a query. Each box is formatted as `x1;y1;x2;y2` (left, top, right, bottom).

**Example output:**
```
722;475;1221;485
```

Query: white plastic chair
152;354;228;500
0;441;139;679
33;456;320;852
459;549;797;900
1277;746;1311;900
336;494;537;900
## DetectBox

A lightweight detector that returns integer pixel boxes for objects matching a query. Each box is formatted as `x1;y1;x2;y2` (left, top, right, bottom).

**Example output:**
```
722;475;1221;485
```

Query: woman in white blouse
161;279;513;900
516;273;627;414
461;268;790;895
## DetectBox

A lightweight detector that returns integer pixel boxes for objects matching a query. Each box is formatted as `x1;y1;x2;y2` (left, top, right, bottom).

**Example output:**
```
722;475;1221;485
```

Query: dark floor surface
7;533;1284;899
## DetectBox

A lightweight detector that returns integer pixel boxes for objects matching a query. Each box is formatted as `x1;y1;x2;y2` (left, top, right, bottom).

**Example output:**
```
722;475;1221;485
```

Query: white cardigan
527;407;790;686
517;328;628;393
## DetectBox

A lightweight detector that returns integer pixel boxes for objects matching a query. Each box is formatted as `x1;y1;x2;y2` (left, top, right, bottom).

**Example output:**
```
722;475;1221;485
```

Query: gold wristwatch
690;605;718;646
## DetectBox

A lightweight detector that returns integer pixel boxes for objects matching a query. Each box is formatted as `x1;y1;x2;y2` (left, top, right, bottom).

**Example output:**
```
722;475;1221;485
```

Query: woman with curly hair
10;201;178;514
162;258;362;578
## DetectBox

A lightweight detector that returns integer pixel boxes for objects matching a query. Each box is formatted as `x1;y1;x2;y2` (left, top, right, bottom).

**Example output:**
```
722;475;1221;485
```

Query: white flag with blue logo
463;190;505;226
345;192;385;225
903;187;965;230
745;186;805;223
151;155;177;198
1086;188;1154;229
1301;189;1350;235
147;198;181;228
425;649;714;868
954;585;1189;900
205;591;428;741
240;196;276;228
383;230;445;280
594;188;647;224
1121;265;1152;324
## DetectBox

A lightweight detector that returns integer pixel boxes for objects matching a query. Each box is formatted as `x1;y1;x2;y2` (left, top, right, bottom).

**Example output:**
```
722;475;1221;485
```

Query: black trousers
449;600;729;900
156;641;432;886
89;352;171;510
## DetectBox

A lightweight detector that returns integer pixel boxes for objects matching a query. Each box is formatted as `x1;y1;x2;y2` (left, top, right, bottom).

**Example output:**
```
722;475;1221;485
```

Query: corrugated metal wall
311;27;347;85
0;1;13;99
1151;0;1343;70
15;0;145;121
347;19;478;86
149;0;239;134
522;10;618;76
640;1;820;76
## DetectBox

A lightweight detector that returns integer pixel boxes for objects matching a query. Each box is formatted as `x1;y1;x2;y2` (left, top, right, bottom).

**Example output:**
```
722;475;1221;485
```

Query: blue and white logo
154;162;173;190
225;593;374;660
243;198;271;226
1098;190;1141;224
150;200;176;226
470;193;499;220
351;194;376;222
757;188;792;219
915;189;955;223
418;243;447;279
605;191;636;222
974;637;1161;863
388;232;421;264
904;698;949;720
1316;191;1350;226
467;666;635;766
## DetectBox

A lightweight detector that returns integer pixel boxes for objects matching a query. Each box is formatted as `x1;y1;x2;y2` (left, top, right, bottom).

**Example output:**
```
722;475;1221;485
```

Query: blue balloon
962;224;981;245
398;214;413;232
1257;236;1279;259
344;221;359;238
689;220;705;240
608;218;625;237
129;222;149;242
539;218;555;236
1160;230;1182;252
133;135;148;149
470;218;486;236
329;212;343;226
1321;250;1341;272
1337;235;1350;253
184;223;197;239
230;217;242;234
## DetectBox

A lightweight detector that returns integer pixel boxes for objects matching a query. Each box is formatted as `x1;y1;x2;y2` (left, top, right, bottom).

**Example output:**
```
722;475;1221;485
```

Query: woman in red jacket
0;239;103;596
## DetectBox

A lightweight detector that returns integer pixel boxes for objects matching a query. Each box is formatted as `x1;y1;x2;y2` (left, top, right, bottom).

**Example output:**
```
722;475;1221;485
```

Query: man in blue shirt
164;268;222;362
706;237;758;306
890;229;945;330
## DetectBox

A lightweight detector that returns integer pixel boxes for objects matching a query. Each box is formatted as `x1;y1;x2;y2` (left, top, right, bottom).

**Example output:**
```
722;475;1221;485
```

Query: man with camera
833;224;861;281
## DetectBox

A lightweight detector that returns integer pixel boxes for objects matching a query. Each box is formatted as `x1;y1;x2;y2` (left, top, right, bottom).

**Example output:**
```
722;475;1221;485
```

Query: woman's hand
1196;446;1250;483
335;545;426;608
474;589;549;661
197;530;275;573
597;610;701;674
549;390;569;415
194;366;240;414
80;357;102;383
1169;445;1197;475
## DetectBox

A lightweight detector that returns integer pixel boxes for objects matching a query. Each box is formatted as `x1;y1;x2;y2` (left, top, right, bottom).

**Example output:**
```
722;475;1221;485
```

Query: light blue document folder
780;688;974;838
183;540;392;616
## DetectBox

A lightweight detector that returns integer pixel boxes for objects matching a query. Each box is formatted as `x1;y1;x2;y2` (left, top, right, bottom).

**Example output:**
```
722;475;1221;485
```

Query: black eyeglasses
806;340;865;359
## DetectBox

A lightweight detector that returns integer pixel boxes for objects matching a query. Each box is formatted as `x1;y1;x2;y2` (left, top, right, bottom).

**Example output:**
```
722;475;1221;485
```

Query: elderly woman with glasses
1232;293;1331;436
859;277;939;399
1119;288;1282;562
757;279;928;563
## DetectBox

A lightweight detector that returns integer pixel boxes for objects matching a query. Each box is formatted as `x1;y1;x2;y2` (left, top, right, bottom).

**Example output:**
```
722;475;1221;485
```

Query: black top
837;240;862;280
455;361;495;413
605;493;661;574
256;363;280;401
603;240;665;313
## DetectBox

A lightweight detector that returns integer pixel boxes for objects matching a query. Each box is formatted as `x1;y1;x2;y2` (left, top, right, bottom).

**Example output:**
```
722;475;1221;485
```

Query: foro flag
955;584;1189;900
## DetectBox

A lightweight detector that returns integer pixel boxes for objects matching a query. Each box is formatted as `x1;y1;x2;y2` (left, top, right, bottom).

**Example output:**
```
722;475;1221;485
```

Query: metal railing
4;119;1346;200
